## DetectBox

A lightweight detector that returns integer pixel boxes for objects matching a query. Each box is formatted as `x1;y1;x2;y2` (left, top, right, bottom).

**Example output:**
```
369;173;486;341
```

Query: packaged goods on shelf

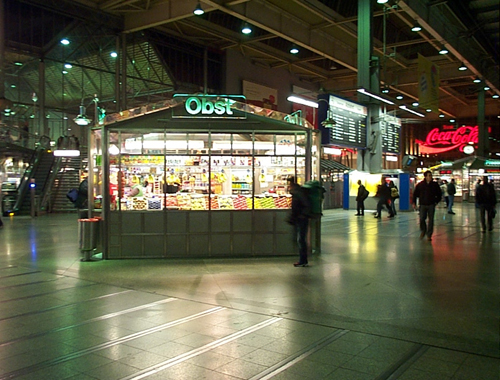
147;198;162;210
218;196;234;209
233;195;248;210
177;194;191;210
191;195;208;210
164;194;179;208
132;197;147;210
210;195;219;210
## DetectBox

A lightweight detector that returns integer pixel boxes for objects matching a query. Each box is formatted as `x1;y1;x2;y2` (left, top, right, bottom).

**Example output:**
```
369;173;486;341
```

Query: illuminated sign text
416;125;478;154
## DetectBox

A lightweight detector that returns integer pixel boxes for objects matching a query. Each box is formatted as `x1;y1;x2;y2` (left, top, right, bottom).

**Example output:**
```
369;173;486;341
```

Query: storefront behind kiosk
91;98;320;259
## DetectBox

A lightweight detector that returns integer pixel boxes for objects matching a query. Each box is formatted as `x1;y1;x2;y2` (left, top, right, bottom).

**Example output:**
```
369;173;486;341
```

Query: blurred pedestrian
375;178;394;219
476;176;497;232
287;177;311;267
447;179;456;214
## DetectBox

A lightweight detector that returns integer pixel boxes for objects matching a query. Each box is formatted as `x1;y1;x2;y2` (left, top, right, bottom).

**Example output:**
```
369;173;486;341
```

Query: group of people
355;178;399;219
439;179;457;214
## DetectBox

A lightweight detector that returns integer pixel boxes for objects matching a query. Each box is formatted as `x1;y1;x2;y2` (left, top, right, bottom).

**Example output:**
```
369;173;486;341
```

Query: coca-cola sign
416;125;478;154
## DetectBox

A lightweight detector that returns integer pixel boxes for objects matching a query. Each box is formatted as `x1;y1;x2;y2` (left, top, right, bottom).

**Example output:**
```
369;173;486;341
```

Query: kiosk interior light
323;147;342;155
357;88;395;105
286;95;318;108
386;156;398;162
399;105;425;117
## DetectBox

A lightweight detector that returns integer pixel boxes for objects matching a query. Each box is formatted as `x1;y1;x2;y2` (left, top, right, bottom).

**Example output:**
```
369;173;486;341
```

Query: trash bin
78;218;99;261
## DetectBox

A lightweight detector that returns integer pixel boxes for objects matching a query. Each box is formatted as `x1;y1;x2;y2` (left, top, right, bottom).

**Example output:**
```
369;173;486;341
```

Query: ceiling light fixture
493;94;499;99
60;38;70;45
473;77;481;83
73;105;92;126
193;2;204;16
399;105;425;117
439;45;449;55
484;86;490;91
290;45;299;54
241;23;252;35
458;63;467;71
411;22;422;32
396;95;403;100
377;0;389;3
412;102;419;107
357;88;395;105
381;87;390;94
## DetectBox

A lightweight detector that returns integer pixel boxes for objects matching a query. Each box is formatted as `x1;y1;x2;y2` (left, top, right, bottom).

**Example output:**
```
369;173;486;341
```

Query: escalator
11;149;56;215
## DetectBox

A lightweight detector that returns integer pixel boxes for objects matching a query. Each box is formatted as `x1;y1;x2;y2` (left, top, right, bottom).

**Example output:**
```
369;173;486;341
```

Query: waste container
78;218;99;261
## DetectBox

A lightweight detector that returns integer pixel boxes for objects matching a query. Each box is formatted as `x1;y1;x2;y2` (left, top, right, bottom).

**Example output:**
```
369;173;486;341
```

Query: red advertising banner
416;125;478;154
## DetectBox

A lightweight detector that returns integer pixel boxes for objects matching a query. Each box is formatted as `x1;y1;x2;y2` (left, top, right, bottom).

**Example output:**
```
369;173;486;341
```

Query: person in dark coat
389;180;399;216
355;180;368;216
75;178;88;210
476;176;497;232
412;171;442;241
375;178;394;219
287;177;310;267
447;179;457;214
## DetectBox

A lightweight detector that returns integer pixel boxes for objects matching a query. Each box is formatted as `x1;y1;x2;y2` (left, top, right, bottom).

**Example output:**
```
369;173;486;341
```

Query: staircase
50;154;84;212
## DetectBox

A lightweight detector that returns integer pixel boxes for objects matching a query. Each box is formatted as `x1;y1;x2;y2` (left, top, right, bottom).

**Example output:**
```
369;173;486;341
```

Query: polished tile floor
0;203;498;379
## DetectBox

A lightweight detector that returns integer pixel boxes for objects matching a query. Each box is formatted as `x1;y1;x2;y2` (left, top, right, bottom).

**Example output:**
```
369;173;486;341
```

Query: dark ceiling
2;0;499;127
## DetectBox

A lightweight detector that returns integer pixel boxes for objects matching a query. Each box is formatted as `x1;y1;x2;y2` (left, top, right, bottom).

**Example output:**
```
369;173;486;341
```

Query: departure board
318;95;367;149
381;114;401;154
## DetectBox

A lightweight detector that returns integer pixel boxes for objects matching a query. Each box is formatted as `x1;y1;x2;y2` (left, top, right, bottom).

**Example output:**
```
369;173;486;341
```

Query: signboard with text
172;94;246;119
380;113;401;154
317;94;367;148
416;125;478;154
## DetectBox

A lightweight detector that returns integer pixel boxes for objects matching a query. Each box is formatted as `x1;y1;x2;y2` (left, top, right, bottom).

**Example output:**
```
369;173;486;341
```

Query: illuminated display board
380;113;401;154
318;94;367;149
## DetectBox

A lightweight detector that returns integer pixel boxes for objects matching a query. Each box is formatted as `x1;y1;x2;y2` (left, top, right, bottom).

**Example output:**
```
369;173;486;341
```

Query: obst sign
186;97;233;116
172;94;246;119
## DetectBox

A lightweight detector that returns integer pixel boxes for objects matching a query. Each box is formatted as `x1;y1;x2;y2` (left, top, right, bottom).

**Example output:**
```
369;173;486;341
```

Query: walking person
412;171;442;241
355;180;368;216
287;177;311;267
375;178;394;219
389;180;399;216
440;180;449;208
447;179;457;214
476;176;497;232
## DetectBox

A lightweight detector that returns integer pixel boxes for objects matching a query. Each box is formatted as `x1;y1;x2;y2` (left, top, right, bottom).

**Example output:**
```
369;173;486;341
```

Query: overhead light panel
399;105;425;118
193;2;204;16
458;63;467;71
287;95;318;108
290;45;299;54
439;45;449;55
473;77;481;83
241;23;252;35
411;22;422;32
53;149;80;157
357;88;395;105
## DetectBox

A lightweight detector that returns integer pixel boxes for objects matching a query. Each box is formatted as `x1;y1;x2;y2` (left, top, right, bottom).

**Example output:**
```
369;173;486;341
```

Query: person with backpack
287;177;311;267
476;176;497;232
447;179;457;214
355;180;368;216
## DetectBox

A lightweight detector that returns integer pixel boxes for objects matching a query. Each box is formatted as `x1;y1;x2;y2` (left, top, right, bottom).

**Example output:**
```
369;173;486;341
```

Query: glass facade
106;131;308;212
